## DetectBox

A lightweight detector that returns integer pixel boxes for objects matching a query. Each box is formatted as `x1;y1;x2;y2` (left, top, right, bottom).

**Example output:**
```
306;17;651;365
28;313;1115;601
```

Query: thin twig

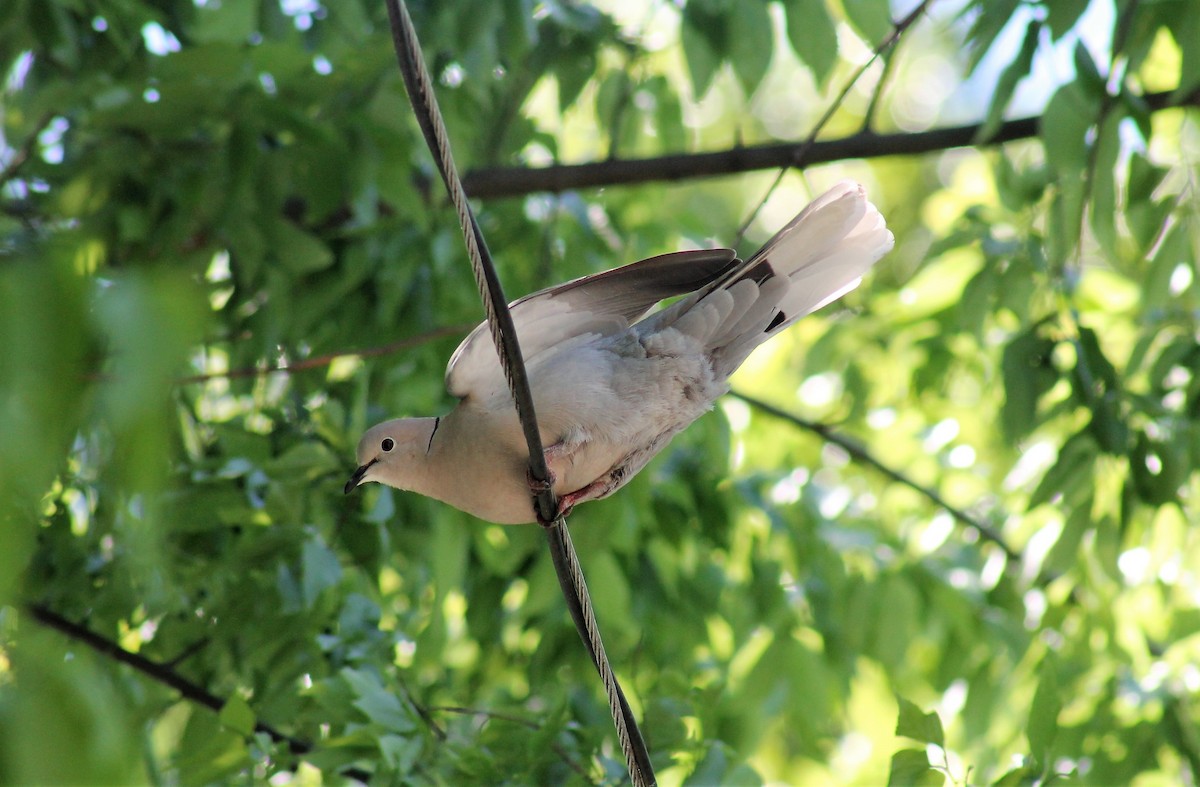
734;0;936;244
396;673;447;741
861;47;899;133
728;390;1020;562
173;324;473;386
25;604;375;782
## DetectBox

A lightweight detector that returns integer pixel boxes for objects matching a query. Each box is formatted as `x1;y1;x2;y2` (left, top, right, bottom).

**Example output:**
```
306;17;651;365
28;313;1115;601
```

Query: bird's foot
526;465;555;494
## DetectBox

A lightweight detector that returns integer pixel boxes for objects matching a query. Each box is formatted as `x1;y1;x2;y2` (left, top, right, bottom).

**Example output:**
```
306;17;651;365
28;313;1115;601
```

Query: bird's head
344;417;439;494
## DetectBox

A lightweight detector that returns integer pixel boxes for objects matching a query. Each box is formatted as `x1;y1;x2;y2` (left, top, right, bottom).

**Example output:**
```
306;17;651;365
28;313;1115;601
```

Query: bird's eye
381;438;395;452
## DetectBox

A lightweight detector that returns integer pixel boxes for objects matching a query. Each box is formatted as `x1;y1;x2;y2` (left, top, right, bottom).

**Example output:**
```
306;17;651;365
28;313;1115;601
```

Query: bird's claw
526;465;554;494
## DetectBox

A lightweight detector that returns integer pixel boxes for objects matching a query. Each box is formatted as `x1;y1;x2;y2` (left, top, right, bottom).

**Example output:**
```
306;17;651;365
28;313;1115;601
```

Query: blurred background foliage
1;0;1199;784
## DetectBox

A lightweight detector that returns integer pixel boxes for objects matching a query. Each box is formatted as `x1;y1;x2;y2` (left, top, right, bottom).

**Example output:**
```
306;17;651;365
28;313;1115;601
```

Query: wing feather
445;247;740;400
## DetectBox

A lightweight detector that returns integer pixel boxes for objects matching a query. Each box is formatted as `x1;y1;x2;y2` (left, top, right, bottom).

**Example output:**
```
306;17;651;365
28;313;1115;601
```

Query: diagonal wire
381;2;654;784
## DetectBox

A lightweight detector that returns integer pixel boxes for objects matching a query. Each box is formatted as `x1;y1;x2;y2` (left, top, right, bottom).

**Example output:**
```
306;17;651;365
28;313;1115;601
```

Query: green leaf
342;668;415;733
1028;429;1098;509
1040;81;1097;173
595;69;634;149
843;0;892;46
1073;328;1128;454
687;741;753;786
1047;0;1090;40
584;550;632;632
1167;8;1200;98
784;0;838;85
871;573;918;670
192;0;261;45
176;705;251;784
895;696;944;747
269;220;334;275
378;734;421;774
1126;153;1173;252
728;1;773;96
681;3;726;97
651;75;687;150
977;20;1040;143
1001;326;1059;443
266;441;341;482
1072;41;1106;97
218;695;256;738
302;536;343;607
886;748;942;787
501;0;538;61
1027;657;1062;765
1046;174;1086;270
963;0;1021;74
0;631;146;784
1132;430;1188;506
1089;111;1122;257
555;45;597;111
992;763;1040;786
1043;504;1093;576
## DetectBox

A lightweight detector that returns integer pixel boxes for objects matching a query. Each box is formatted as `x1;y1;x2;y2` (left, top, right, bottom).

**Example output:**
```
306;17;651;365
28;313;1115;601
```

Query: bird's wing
445;247;740;401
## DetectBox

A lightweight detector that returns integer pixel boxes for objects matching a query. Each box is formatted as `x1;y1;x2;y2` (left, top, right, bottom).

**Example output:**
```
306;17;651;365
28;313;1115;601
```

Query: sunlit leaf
1029;430;1098;509
886;748;941;786
895;696;944;746
218;695;256;737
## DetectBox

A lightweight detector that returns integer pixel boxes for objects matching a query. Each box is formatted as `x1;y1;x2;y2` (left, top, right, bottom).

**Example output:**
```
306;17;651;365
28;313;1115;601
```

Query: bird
345;180;893;524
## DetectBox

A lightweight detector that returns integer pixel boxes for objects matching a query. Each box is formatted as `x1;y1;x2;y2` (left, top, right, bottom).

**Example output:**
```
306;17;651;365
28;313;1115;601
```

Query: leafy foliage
2;0;1200;784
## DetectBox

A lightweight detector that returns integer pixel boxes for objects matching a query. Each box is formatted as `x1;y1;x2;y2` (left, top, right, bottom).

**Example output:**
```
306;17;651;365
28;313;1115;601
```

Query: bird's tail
682;180;894;377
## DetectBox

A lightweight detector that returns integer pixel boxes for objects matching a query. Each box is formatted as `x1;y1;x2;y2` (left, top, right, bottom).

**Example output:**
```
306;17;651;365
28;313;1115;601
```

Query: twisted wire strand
383;2;653;784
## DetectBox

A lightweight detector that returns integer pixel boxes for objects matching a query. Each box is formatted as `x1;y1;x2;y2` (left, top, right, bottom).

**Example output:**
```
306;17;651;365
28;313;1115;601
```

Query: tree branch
460;89;1193;199
25;604;372;783
728;391;1021;562
173;323;473;386
733;0;933;243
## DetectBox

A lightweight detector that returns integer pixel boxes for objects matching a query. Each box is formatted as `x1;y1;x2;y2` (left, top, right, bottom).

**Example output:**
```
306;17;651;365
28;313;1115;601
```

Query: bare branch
461;89;1192;199
174;323;474;386
735;0;934;242
728;390;1021;562
25;604;372;783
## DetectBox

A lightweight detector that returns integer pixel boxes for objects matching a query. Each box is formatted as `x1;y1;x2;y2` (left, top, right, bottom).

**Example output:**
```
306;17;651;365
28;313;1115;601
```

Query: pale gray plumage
346;180;894;524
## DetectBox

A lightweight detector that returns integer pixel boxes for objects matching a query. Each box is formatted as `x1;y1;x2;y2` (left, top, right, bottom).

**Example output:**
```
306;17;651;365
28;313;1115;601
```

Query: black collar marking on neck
426;416;440;454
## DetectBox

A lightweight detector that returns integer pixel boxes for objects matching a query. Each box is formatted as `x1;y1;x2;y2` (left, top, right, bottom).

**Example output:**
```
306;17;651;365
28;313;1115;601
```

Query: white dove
345;180;893;524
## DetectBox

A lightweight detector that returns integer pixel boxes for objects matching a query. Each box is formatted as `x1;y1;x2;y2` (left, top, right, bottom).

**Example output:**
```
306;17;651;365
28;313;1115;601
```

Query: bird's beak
344;460;375;494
